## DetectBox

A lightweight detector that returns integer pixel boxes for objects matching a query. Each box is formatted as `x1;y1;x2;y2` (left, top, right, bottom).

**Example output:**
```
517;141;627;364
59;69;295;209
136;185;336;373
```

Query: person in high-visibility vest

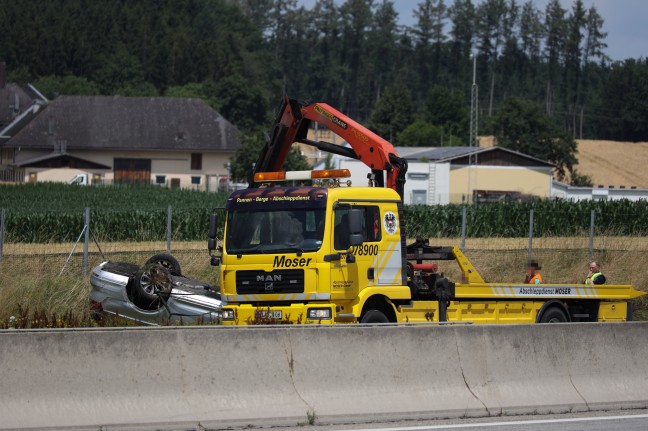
585;261;606;285
524;260;543;284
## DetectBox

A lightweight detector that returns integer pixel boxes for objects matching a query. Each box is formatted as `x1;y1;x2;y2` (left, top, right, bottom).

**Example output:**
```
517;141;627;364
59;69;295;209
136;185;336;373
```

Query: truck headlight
308;308;331;320
221;309;235;320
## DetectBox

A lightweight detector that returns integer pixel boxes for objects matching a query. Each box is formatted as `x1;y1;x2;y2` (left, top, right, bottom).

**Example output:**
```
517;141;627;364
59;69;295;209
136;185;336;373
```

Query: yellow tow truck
208;98;644;325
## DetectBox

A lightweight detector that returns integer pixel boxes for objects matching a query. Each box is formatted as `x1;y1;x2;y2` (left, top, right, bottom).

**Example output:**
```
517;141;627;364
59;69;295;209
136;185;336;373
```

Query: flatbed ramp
1;323;647;429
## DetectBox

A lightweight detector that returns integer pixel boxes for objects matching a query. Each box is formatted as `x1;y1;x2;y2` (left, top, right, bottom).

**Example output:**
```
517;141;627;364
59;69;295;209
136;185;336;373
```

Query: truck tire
539;306;568;323
145;253;182;276
360;310;389;324
133;263;172;309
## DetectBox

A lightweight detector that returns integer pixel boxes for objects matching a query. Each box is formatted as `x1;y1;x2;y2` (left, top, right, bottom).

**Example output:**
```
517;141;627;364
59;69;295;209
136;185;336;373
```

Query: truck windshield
226;209;326;254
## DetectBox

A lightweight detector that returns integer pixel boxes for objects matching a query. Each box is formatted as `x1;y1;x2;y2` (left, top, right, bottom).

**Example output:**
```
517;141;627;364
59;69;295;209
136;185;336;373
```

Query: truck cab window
334;206;381;250
227;209;325;254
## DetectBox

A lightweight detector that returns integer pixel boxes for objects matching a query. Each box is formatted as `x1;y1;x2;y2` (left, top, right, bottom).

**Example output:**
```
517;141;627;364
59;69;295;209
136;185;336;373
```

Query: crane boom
252;97;408;199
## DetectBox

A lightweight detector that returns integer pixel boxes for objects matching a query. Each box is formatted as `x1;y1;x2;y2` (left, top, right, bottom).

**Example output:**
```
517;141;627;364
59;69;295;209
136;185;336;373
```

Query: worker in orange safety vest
524;260;543;284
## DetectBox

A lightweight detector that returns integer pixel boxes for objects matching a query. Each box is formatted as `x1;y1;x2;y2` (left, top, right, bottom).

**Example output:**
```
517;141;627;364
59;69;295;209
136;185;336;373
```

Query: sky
297;0;647;61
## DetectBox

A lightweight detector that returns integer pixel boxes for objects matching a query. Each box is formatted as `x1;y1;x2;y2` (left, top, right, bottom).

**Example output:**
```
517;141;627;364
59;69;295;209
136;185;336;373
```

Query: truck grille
236;269;304;294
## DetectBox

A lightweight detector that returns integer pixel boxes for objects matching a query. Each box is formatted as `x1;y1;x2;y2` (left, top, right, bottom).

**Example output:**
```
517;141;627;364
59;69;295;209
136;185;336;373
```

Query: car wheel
133;263;172;310
360;309;390;324
145;253;182;276
539;306;568;323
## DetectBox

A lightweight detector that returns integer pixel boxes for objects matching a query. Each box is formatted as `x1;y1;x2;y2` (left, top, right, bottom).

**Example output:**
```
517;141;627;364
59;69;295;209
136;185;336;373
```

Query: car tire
539;306;568;323
360;309;390;324
145;253;182;276
133;263;172;310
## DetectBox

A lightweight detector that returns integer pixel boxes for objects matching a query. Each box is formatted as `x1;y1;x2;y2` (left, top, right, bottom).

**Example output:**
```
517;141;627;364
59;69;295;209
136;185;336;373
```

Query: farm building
315;144;554;205
0;77;241;191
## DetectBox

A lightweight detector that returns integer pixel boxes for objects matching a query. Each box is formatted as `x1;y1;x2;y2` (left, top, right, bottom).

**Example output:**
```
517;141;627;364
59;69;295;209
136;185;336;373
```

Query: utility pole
468;54;479;203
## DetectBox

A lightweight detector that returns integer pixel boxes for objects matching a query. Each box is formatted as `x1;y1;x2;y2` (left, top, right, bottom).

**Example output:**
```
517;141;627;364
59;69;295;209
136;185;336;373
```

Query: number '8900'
351;244;379;256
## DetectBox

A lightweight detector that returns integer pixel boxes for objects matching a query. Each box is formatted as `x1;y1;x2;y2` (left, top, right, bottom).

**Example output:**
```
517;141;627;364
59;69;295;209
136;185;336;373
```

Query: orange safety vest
527;274;543;284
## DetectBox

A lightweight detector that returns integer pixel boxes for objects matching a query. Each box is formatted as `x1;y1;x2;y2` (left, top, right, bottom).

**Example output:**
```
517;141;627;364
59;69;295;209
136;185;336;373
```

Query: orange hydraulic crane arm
252;97;408;199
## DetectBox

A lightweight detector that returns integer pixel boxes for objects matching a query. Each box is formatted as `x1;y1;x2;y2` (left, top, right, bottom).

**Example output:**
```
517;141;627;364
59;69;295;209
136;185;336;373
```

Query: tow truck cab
218;183;409;325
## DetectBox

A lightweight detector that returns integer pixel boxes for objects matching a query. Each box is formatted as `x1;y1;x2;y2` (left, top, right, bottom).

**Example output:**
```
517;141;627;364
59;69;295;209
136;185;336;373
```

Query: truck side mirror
208;211;218;252
348;208;363;247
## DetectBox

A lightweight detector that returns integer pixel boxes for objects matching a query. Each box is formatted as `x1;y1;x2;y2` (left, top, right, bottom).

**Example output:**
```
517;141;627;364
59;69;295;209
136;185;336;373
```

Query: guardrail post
167;205;172;254
460;206;467;252
589;209;596;260
528;209;534;261
83;208;90;273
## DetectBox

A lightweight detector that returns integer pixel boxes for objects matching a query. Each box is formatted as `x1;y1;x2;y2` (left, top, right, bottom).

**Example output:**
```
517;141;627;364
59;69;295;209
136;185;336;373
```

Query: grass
0;238;646;326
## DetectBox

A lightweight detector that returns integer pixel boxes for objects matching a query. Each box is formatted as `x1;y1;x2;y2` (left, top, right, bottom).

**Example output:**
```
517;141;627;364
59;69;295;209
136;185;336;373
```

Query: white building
316;145;554;205
552;182;648;201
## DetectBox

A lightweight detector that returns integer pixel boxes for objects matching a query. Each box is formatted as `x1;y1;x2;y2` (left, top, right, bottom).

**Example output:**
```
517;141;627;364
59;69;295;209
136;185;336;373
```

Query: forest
1;0;647;183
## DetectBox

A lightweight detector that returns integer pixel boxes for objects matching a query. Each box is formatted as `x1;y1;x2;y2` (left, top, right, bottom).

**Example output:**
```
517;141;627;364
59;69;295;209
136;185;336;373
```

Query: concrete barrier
1;323;647;429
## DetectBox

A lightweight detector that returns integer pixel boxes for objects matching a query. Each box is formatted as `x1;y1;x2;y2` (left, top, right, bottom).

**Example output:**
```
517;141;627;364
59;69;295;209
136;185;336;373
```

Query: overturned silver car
90;254;223;325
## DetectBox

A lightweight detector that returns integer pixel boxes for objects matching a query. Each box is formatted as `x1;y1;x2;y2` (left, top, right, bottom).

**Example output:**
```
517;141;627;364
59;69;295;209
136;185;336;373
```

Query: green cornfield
2;183;648;243
405;199;648;238
0;183;226;243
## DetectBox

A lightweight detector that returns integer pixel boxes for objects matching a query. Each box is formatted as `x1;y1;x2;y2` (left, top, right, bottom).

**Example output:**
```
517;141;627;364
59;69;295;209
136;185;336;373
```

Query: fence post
83;207;90;273
528;209;534;261
167;205;172;254
0;208;4;260
589;209;596;260
460;206;467;252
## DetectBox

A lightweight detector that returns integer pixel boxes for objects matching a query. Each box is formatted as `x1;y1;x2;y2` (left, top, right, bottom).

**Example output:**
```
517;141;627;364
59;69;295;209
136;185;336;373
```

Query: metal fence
0;205;644;272
1;205;647;306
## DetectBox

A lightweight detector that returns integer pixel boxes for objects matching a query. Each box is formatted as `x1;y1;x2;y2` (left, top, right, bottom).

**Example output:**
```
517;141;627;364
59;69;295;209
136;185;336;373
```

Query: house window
155;175;166;185
412;190;427;205
191;176;201;185
191;153;202;170
408;173;429;180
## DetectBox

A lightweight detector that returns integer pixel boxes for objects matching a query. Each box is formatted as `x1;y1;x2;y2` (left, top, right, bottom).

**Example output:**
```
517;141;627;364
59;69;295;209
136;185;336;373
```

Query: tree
339;0;374;117
114;82;159;97
397;119;443;146
424;85;469;142
412;0;448;96
213;75;269;131
492;97;576;179
368;82;413;141
569;169;593;187
365;1;399;103
303;0;345;104
229;131;309;183
476;0;508;116
583;5;608;65
165;82;220;110
564;0;587;124
448;0;476;65
95;44;146;94
543;0;567;115
595;59;648;141
32;75;100;99
519;1;543;62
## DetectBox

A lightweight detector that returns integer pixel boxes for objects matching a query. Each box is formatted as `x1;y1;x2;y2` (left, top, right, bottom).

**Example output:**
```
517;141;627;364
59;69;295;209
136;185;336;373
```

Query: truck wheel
133;263;172;309
539;307;568;323
145;253;181;276
360;310;389;324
